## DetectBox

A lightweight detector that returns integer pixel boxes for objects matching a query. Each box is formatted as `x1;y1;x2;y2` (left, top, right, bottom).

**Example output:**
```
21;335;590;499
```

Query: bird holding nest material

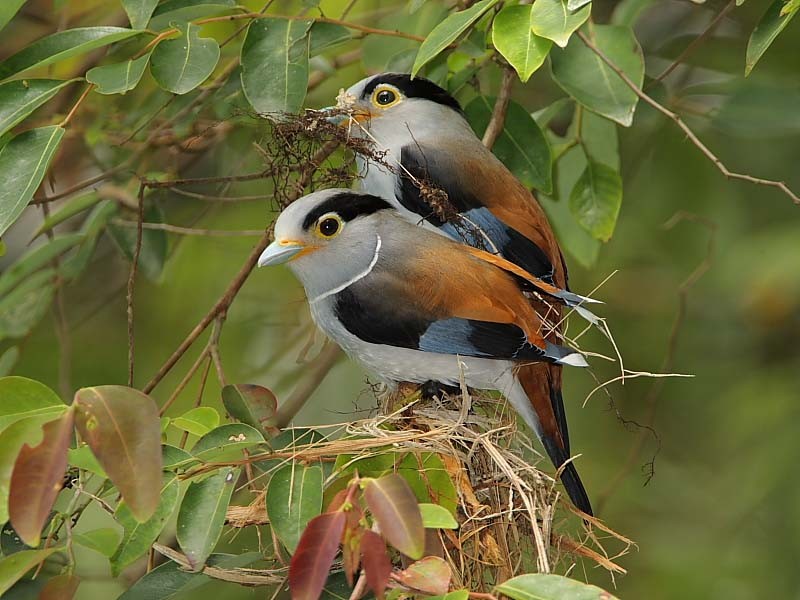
318;74;600;516
258;189;594;515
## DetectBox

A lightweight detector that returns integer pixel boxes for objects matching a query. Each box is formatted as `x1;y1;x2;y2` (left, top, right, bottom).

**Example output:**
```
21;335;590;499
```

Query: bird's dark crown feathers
301;192;394;230
362;73;463;115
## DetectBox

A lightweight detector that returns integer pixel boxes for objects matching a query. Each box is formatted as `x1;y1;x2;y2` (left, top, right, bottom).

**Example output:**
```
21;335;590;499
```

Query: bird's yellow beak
320;105;372;127
258;239;308;267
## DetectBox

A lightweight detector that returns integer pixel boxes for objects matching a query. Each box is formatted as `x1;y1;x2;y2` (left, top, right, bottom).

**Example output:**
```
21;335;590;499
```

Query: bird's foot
420;380;461;400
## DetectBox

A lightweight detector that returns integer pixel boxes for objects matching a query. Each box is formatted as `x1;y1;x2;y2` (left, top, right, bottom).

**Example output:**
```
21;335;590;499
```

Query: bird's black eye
376;89;397;106
318;216;340;237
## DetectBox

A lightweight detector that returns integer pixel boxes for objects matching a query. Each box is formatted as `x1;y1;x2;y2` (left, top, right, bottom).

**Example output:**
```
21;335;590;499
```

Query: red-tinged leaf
394;556;451;596
221;383;277;435
289;512;346;600
326;488;349;514
363;474;424;559
342;505;364;586
0;548;60;596
39;573;80;599
361;530;392;600
73;386;162;521
9;410;74;546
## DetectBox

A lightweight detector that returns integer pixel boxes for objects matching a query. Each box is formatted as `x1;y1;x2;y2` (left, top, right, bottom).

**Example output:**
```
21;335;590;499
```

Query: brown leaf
342;505;363;586
221;383;278;435
289;512;346;600
73;386;162;521
9;410;74;546
364;474;424;559
38;573;80;600
393;556;451;596
361;530;392;600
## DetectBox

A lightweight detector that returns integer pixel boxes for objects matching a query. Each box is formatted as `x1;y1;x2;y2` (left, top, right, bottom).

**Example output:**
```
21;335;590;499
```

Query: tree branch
127;183;145;387
576;30;800;206
275;343;343;427
481;67;515;150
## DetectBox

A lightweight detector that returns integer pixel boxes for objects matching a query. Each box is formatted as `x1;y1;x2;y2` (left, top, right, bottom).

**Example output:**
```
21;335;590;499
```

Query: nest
225;387;632;591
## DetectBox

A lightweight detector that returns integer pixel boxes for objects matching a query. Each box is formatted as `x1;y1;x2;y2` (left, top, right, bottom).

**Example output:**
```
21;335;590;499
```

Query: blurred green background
2;0;799;598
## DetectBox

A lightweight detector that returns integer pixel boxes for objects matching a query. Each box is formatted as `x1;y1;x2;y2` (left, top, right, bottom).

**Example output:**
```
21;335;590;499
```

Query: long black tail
544;386;593;516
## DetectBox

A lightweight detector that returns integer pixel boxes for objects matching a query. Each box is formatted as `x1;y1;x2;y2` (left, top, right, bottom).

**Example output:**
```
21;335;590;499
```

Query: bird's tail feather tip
544;342;588;367
560;462;594;516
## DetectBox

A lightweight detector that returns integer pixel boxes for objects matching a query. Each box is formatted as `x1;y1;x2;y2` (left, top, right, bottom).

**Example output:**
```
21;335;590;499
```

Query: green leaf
60;200;117;281
0;548;60;596
0;126;65;237
745;0;799;76
364;474;425;559
0;346;19;376
412;0;499;76
0;376;64;433
0;414;55;524
67;444;107;477
465;96;553;193
221;383;277;435
9;410;74;546
550;24;644;126
610;0;655;26
568;0;593;8
176;467;239;571
0;270;55;342
531;0;592;48
122;0;160;29
396;452;458;516
241;17;311;115
0;233;83;297
32;192;100;238
393;556;451;596
491;5;552;82
190;423;265;462
309;22;351;56
111;474;180;576
0;1;27;33
39;573;80;600
419;503;458;529
87;54;150;95
149;0;237;31
429;591;470;600
580;110;619;169
73;386;163;522
150;23;220;95
162;444;195;469
0;27;143;81
266;462;324;553
73;528;120;558
569;159;622;241
496;573;620;600
106;203;167;281
0;79;77;138
118;553;260;600
171;406;220;437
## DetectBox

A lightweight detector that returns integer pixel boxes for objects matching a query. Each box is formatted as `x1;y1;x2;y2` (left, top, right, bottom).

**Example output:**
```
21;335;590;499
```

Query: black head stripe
302;192;394;230
362;73;463;114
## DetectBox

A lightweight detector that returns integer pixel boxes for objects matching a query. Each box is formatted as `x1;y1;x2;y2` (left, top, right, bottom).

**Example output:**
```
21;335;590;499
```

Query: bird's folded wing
333;245;586;364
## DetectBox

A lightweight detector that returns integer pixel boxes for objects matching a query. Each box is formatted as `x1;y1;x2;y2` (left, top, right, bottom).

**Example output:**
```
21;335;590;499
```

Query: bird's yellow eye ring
371;85;401;108
315;213;344;239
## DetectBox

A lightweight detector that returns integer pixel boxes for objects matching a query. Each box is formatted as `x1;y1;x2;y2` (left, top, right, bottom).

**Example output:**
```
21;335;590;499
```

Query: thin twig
481;67;515;150
127;183;145;387
576;30;800;206
112;219;264;237
647;0;735;88
59;84;94;127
